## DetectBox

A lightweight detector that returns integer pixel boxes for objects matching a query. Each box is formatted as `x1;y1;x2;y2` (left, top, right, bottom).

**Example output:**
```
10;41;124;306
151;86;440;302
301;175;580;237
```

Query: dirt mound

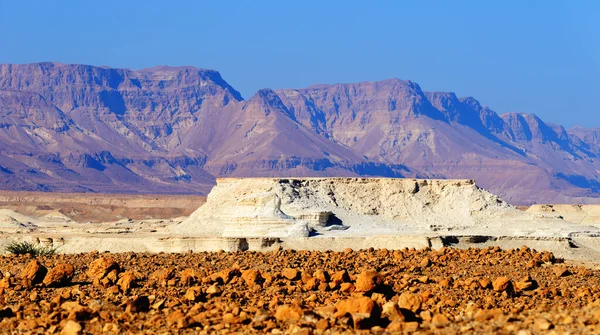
1;247;600;333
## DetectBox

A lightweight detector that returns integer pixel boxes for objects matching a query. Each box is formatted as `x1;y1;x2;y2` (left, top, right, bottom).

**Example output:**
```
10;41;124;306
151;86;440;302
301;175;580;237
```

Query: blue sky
1;0;598;127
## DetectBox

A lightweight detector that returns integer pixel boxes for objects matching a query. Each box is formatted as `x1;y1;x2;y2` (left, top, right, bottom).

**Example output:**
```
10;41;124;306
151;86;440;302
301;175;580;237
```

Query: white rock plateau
172;178;600;239
3;177;600;261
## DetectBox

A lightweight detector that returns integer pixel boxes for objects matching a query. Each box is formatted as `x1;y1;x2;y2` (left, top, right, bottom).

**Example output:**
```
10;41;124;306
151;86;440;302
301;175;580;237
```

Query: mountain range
1;62;599;204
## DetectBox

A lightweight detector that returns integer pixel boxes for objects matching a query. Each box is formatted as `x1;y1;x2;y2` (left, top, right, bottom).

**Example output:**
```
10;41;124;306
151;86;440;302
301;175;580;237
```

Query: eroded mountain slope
1;62;599;203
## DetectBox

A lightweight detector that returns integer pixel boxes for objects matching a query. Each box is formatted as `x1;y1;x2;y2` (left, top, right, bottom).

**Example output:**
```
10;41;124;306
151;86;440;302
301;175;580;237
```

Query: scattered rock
398;292;422;313
275;305;304;321
335;296;378;317
43;263;74;287
431;314;450;328
126;296;150;313
206;284;221;295
20;260;47;286
354;270;382;292
282;268;300;280
61;320;82;335
185;286;203;302
331;270;350;284
313;270;330;283
492;277;512;292
340;282;355;293
0;246;599;333
382;302;404;322
534;317;553;331
554;267;570;277
179;268;198;286
117;271;136;291
241;269;263;286
86;257;119;281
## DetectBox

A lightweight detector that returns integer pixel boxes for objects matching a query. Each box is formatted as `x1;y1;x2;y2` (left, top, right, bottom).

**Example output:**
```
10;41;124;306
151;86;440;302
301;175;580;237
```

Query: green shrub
4;241;57;256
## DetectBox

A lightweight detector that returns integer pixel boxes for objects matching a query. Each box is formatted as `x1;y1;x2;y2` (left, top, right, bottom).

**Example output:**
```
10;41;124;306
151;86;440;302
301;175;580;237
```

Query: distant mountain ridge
0;62;599;204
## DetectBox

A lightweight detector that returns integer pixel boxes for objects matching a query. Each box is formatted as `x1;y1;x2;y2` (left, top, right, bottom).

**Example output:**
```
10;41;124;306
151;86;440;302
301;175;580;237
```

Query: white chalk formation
172;177;600;238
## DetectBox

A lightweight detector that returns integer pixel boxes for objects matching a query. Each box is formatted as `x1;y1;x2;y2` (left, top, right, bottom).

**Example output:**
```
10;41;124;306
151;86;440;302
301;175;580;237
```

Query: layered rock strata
173;178;600;239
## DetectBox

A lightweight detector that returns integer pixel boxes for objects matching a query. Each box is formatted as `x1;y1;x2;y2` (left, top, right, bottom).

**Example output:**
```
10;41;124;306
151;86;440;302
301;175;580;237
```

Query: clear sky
1;0;598;127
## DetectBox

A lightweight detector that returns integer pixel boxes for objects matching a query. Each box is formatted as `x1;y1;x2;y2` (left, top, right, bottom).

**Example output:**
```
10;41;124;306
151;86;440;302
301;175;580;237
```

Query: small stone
420;310;432;321
61;320;82;335
167;310;191;328
20;260;47;286
382;302;404;322
340;282;355;293
106;285;119;295
534;318;553;331
282;268;300;280
179;268;198;286
17;319;38;331
335;296;377;317
554;267;570;277
331;270;350;284
206;284;221;295
185;287;202;302
387;321;404;331
403;322;419;332
515;280;534;291
241;269;263;286
355;270;383;293
126;296;150;313
275;304;303;321
117;271;136;292
559;315;573;325
431;314;450;328
149;268;174;286
313;270;330;283
152;299;166;310
350;312;371;329
86;257;119;281
43;263;75;287
398;292;422;313
420;257;431;268
492;277;512;292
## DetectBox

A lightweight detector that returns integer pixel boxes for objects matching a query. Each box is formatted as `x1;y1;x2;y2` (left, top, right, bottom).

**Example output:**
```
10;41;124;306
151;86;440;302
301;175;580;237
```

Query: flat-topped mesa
171;177;517;238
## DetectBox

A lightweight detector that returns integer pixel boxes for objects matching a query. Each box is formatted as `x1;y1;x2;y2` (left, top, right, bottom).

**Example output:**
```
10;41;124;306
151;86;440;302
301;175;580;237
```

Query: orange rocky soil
1;247;600;334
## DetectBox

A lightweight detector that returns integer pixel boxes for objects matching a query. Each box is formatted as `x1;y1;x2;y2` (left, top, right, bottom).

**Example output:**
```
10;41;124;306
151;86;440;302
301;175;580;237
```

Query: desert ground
2;178;600;334
0;191;205;223
2;247;600;334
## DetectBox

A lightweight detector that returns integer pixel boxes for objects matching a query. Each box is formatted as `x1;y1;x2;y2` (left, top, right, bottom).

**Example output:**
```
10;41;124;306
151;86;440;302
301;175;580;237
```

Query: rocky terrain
1;62;600;203
1;247;600;334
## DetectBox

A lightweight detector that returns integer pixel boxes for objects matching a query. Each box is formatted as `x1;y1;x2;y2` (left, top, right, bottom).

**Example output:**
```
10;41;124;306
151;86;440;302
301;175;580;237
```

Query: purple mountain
1;62;599;204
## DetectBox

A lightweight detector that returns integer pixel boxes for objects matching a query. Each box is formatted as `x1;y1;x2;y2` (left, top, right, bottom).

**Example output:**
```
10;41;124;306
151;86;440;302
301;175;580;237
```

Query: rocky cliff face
1;62;599;203
277;81;600;204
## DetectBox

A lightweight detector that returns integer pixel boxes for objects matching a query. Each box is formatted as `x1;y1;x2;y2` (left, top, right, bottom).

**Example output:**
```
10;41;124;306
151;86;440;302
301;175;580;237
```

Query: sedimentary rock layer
173;178;600;239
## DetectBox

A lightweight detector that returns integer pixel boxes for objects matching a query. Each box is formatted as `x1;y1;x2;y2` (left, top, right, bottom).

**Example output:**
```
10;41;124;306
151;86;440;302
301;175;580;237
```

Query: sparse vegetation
4;241;57;256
